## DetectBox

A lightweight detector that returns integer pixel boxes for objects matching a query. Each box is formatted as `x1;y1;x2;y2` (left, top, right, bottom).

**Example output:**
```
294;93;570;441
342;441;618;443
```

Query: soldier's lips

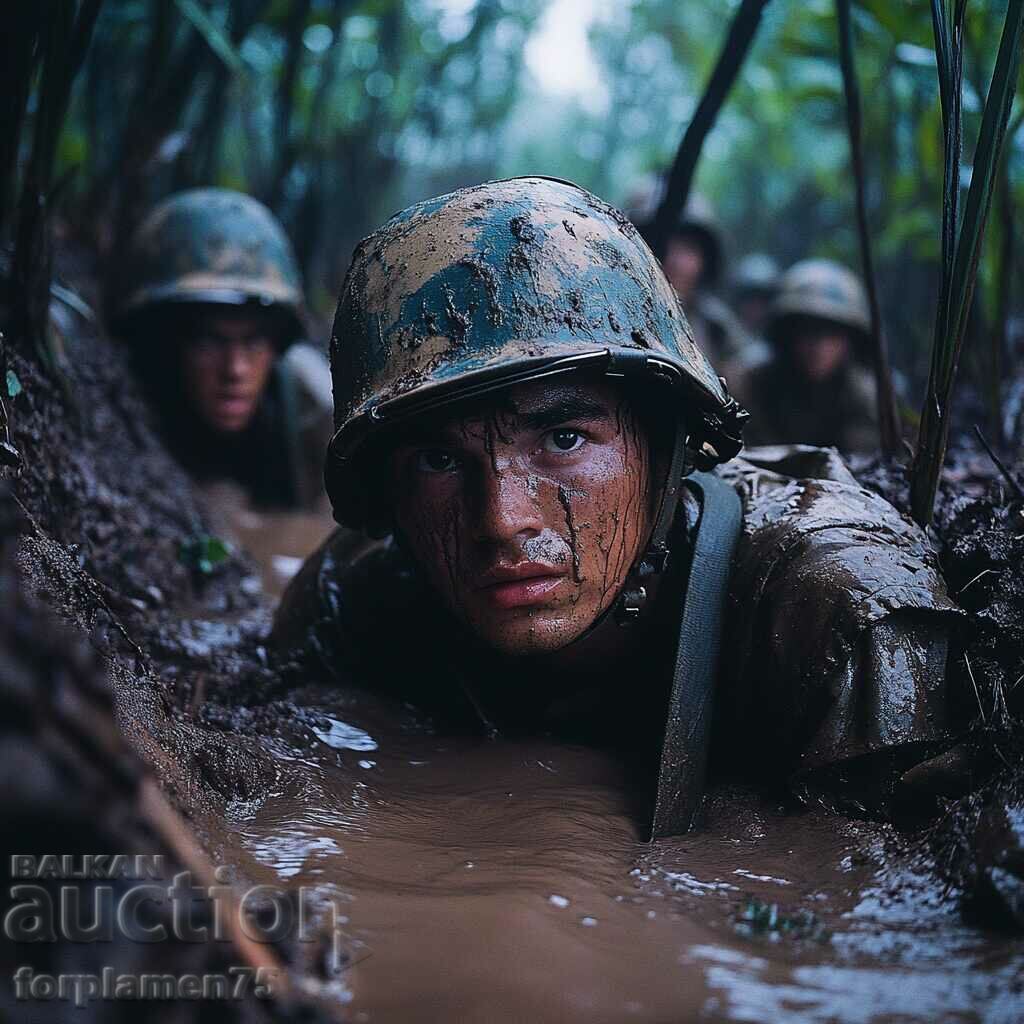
212;394;255;425
478;565;567;609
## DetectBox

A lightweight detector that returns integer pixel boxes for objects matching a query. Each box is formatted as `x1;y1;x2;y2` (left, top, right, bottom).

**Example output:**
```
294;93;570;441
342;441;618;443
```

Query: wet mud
852;444;1024;928
199;480;336;599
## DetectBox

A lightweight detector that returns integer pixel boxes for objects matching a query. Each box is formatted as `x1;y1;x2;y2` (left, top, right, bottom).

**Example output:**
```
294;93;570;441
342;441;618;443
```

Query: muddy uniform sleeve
269;528;394;683
716;446;961;798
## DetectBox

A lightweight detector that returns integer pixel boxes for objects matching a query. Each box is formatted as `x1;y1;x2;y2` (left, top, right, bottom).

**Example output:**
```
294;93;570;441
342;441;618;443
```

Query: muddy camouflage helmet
768;259;870;345
325;176;746;528
112;188;305;342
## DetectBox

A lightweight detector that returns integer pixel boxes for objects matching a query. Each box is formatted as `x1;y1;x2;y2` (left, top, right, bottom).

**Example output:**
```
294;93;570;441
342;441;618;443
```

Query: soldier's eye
415;449;458;473
544;429;584;453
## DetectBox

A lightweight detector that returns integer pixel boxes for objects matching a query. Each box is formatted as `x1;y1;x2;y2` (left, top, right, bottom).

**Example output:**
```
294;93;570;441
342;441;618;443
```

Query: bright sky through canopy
524;0;607;103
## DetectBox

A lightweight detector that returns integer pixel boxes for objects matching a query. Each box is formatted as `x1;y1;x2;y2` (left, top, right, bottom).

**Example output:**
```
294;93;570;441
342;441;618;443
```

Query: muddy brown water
199;482;336;598
192;683;1024;1024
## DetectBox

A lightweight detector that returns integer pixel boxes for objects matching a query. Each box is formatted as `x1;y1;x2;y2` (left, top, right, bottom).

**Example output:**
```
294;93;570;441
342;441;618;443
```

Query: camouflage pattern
731;253;781;297
767;259;870;344
113;188;305;341
326;176;746;526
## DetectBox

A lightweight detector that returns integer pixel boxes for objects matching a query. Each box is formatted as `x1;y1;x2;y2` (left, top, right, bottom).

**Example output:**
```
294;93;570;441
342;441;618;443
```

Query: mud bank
852;445;1024;927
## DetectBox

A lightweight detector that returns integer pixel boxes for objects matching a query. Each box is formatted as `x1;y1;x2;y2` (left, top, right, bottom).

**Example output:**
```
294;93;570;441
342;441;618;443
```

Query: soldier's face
791;324;851;382
180;313;277;433
389;378;655;656
663;235;705;304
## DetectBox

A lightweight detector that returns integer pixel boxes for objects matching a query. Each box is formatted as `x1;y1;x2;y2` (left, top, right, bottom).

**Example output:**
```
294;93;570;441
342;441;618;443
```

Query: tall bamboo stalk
649;0;772;261
835;0;901;455
10;0;103;361
988;111;1022;445
910;0;1024;527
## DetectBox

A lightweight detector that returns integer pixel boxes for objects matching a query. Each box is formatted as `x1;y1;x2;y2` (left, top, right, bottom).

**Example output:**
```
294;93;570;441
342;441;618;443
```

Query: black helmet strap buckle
615;414;691;626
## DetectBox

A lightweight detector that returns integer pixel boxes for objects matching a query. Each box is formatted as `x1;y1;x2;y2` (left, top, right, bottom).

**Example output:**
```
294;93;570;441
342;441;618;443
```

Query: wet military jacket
270;445;958;795
730;356;879;453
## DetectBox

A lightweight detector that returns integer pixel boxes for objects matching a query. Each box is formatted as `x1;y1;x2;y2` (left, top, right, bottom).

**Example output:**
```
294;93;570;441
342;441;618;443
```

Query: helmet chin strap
554;414;692;653
614;415;691;626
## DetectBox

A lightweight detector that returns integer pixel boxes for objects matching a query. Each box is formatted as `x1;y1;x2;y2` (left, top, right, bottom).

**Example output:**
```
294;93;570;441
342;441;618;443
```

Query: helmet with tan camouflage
111;188;305;343
325;176;746;529
767;259;870;344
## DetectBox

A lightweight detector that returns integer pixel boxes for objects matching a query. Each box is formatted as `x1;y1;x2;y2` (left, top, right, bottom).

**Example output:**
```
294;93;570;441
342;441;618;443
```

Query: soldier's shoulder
717;444;958;618
696;293;757;361
845;363;878;408
722;443;859;496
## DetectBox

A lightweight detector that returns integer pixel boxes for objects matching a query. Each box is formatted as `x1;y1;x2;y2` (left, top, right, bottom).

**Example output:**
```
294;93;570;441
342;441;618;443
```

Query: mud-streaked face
389;377;656;656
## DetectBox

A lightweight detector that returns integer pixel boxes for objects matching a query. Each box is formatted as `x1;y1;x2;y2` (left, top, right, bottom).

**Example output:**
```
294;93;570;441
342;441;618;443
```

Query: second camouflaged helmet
111;187;306;344
325;176;746;530
767;258;870;346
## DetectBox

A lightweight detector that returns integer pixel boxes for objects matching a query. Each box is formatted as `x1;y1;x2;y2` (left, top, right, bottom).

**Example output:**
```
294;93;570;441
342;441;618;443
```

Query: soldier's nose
473;465;544;544
223;341;250;378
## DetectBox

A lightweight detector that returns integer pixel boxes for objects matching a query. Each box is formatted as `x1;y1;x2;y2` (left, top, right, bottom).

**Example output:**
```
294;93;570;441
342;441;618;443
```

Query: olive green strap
650;470;742;840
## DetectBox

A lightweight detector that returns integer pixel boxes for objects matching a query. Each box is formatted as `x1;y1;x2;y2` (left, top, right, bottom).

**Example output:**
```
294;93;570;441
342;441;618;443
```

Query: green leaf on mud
5;370;22;398
179;533;232;575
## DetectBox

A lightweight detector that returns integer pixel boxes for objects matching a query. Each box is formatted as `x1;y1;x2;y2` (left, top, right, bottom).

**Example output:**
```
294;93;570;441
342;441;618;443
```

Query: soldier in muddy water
110;188;334;514
272;177;961;836
729;258;881;453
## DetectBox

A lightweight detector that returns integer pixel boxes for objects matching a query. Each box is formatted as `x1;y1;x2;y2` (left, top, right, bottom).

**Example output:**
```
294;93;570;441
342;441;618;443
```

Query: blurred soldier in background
732;258;879;452
628;179;752;368
110;188;333;512
730;253;780;338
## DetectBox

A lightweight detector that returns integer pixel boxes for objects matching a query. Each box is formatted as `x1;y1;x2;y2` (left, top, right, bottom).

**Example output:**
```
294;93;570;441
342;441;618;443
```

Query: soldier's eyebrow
516;395;610;430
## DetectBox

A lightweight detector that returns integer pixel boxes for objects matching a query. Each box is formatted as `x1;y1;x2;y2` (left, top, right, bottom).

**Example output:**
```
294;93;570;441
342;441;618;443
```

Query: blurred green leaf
178;534;232;575
174;0;246;73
